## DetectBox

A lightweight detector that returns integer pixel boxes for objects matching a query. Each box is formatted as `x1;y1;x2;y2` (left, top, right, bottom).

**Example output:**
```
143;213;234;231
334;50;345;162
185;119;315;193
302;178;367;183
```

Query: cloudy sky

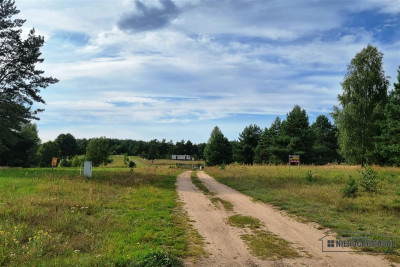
18;0;400;143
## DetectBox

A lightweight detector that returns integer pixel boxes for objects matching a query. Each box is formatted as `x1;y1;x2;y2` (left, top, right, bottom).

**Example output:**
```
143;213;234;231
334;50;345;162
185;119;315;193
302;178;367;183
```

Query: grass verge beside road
206;164;400;258
0;167;204;266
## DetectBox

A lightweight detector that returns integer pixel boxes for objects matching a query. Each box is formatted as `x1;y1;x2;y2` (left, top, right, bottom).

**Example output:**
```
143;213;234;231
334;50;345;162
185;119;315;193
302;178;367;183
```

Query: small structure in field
171;155;191;160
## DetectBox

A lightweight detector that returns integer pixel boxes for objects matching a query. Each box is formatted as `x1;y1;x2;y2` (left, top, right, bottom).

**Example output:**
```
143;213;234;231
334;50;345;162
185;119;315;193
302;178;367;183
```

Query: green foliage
342;176;358;198
379;66;400;166
219;163;226;170
237;124;262;164
279;106;314;163
37;141;60;167
254;128;271;164
332;45;389;165
86;137;110;166
265;117;284;164
59;158;72;167
55;133;77;159
358;166;379;193
71;155;83;167
0;0;58;160
133;250;182;267
305;170;316;182
204;126;232;166
129;161;136;168
0;123;40;167
311;115;339;164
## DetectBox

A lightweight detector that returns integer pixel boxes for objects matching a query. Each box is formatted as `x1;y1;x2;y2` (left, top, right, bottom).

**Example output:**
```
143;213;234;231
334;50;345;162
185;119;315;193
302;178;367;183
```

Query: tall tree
311;115;338;164
238;124;262;164
204;126;232;166
379;66;400;166
86;137;109;166
267;117;285;164
332;45;389;165
0;1;58;159
37;141;60;167
55;133;77;159
0;123;40;167
280;106;313;163
254;128;271;164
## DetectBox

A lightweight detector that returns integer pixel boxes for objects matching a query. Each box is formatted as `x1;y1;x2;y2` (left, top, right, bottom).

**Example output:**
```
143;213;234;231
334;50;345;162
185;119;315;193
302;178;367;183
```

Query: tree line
204;46;400;166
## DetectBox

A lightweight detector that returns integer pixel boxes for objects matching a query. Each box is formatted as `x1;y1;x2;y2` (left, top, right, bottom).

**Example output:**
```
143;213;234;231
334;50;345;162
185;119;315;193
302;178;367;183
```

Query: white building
171;155;191;160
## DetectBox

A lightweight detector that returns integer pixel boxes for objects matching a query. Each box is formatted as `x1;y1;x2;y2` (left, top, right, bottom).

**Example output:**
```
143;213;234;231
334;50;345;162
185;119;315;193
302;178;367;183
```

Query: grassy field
0;166;204;266
106;155;205;169
205;164;400;256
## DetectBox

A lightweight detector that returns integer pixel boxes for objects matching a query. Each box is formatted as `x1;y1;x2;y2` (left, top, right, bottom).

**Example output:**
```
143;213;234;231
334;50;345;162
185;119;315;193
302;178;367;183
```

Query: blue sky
17;0;400;143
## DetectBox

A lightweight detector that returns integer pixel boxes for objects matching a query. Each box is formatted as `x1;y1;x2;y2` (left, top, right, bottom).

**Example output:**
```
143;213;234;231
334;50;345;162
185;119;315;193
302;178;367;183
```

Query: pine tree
0;0;58;161
254;128;271;164
238;124;262;164
280;106;314;163
204;126;232;166
380;66;400;165
311;115;338;164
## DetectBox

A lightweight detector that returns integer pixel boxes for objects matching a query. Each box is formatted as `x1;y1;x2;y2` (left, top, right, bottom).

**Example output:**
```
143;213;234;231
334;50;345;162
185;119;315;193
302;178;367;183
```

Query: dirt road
176;171;397;266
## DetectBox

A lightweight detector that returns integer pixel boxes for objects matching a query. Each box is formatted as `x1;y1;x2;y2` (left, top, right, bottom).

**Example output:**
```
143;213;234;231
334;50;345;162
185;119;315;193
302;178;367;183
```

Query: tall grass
206;164;400;255
0;166;201;266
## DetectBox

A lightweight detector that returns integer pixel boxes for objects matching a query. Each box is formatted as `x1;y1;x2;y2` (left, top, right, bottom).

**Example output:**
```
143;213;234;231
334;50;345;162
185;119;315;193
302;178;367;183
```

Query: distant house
171;155;191;160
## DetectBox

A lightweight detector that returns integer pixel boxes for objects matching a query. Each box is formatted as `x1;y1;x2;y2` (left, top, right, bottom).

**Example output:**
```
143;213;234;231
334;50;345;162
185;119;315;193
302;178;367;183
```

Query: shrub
129;161;136;168
220;163;226;170
71;155;82;167
59;158;71;167
305;170;316;182
358;166;378;193
342;176;358;198
131;250;182;267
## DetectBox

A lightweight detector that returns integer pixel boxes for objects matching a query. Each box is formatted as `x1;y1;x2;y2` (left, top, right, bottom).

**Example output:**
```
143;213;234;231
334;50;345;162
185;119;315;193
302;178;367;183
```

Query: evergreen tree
1;123;40;167
311;115;339;164
380;66;400;165
0;1;58;160
238;124;262;164
280;106;314;163
332;45;389;165
204;126;232;166
267;117;286;164
254;128;271;164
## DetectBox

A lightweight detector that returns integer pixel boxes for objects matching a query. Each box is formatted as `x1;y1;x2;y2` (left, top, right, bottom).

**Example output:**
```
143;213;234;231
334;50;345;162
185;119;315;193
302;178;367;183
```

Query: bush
131;250;182;267
358;166;378;193
129;161;136;168
342;176;358;198
71;155;82;167
220;163;226;170
305;170;316;182
59;158;71;167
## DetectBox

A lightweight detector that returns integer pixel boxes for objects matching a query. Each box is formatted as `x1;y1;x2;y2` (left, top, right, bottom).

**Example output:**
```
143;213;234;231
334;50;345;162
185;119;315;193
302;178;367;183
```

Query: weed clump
305;170;316;182
342;176;358;198
358;166;378;193
132;250;182;267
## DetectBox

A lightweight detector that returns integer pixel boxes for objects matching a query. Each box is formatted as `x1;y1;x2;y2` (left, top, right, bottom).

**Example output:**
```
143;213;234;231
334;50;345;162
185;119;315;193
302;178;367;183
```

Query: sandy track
176;171;264;266
195;171;396;267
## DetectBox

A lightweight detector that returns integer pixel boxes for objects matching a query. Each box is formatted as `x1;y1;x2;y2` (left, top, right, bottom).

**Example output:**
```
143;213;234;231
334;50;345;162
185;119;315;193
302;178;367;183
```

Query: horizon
17;0;400;143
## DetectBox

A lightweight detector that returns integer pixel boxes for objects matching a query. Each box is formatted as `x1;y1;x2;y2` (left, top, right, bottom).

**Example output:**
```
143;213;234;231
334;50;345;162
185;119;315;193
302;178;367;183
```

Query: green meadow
0;165;204;266
206;164;400;257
